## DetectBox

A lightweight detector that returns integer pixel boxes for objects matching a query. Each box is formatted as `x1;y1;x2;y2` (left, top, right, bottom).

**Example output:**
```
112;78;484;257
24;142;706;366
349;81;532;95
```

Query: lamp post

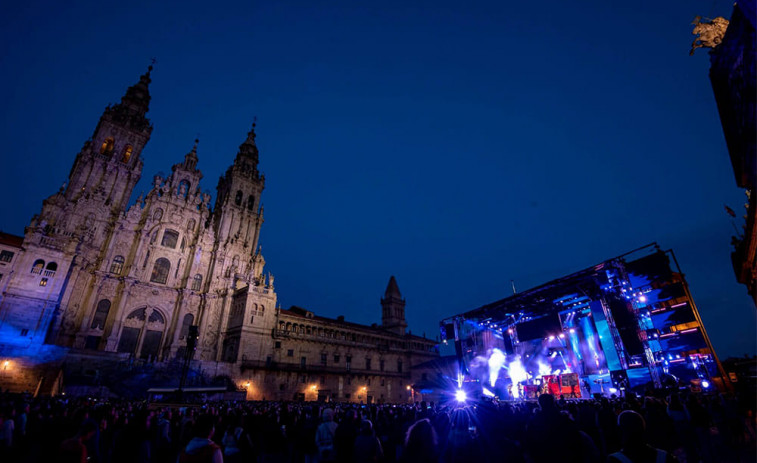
179;325;199;394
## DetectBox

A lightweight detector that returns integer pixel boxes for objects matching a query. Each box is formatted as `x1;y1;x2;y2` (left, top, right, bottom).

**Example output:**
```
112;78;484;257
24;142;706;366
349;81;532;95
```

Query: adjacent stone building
693;1;756;305
0;68;438;401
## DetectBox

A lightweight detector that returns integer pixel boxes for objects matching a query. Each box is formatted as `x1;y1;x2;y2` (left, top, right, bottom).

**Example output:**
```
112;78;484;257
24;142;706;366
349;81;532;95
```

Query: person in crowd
221;415;250;463
1;405;15;449
353;419;383;463
400;418;439;463
608;410;677;463
0;388;754;463
524;392;599;463
153;409;173;462
334;408;359;463
59;420;99;463
315;408;338;462
443;408;483;463
178;413;223;463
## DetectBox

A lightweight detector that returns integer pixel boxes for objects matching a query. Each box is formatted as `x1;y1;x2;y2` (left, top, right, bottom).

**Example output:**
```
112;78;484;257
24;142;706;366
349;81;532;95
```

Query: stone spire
381;276;407;335
119;64;152;115
63;65;154;210
183;138;199;170
212;123;265;250
384;276;402;299
234;119;259;173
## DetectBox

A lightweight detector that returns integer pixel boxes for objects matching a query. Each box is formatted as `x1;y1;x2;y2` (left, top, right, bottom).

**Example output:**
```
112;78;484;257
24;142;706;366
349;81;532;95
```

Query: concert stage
440;244;728;400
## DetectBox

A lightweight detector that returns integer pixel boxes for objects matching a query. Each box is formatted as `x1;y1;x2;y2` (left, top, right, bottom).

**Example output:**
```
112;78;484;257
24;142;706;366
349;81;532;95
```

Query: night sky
1;1;754;358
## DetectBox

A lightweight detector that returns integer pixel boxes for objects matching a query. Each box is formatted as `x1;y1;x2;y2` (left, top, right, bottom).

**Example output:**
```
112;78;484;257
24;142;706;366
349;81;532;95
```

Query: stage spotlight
609;387;618;394
702;380;710;389
548;335;555;341
569;328;575;333
639;295;647;302
455;389;467;402
559;333;565;339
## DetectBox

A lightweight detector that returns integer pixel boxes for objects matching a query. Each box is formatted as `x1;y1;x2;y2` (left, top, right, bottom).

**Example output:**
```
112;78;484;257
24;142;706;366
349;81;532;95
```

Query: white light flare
538;360;552;377
487;348;506;387
507;357;529;399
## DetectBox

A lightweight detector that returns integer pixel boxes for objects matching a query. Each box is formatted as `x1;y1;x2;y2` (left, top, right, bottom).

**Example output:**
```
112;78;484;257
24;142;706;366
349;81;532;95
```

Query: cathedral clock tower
64;65;153;212
212;123;266;283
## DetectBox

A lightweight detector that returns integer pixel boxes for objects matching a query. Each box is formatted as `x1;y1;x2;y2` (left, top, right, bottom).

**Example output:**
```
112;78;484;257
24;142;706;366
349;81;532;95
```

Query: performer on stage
582;379;592;398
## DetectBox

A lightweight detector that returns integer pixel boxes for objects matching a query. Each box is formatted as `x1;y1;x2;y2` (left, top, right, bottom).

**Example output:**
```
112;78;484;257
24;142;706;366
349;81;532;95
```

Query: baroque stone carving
690;16;729;55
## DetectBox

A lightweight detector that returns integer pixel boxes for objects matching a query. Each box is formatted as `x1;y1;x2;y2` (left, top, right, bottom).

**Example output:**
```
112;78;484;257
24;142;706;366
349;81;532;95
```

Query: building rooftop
0;231;23;248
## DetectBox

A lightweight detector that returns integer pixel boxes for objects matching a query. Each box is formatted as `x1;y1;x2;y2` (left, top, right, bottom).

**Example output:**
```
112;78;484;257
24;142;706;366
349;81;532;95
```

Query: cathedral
0;67;438;402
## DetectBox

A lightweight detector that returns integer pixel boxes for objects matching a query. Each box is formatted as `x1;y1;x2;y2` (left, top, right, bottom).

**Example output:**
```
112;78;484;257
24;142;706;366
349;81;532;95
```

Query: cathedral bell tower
64;65;153;212
381;276;408;335
212;123;266;282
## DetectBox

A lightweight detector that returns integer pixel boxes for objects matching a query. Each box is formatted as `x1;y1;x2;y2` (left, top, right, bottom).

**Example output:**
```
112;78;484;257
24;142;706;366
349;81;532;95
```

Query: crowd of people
0;388;753;463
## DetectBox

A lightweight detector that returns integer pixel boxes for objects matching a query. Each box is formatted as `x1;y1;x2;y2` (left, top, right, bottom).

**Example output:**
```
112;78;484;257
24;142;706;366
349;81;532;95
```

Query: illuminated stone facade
0;69;437;400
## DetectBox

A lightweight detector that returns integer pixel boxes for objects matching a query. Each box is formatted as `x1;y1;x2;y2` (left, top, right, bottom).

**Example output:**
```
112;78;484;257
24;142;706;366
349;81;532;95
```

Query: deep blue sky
1;1;754;357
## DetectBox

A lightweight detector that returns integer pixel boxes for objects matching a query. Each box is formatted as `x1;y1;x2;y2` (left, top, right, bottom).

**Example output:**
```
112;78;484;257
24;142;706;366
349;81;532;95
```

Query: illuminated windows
100;137;115;155
31;259;44;274
122;145;133;163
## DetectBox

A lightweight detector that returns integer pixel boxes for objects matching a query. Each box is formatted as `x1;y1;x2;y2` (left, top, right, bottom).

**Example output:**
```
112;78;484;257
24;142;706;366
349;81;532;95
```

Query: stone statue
690;16;729;55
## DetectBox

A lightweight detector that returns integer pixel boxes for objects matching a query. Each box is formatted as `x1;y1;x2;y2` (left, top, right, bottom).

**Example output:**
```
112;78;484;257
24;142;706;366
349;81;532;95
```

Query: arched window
121;145;133;163
179;313;194;340
117;307;165;360
235;190;243;206
191;274;202;291
247;195;255;211
161;229;179;249
150;258;171;284
44;262;58;277
110;255;125;275
91;299;111;330
100;137;115;155
148;310;164;324
31;259;45;274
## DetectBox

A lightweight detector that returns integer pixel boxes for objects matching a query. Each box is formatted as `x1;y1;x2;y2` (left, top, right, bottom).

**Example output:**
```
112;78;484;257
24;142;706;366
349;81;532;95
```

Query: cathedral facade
0;68;438;402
